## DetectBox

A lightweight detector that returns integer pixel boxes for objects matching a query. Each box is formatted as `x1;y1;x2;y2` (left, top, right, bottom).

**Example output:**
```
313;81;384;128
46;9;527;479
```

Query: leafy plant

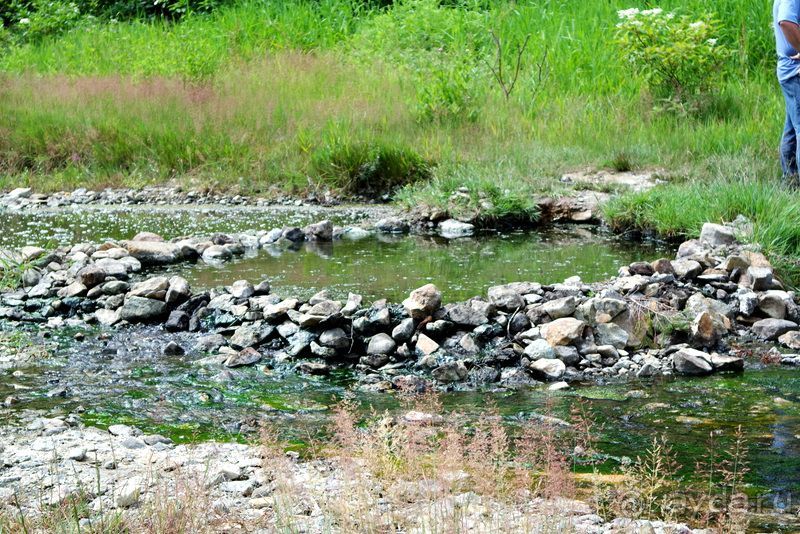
614;7;728;112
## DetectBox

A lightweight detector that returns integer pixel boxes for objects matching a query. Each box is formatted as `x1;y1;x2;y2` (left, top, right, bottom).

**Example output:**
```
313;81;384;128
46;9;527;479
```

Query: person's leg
780;77;800;186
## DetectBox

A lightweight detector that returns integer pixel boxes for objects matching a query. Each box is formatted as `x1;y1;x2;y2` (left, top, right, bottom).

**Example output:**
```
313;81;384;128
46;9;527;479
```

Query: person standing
775;0;800;187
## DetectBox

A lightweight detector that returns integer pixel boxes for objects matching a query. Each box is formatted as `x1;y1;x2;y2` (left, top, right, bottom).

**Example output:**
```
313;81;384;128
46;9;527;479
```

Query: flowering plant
614;7;727;111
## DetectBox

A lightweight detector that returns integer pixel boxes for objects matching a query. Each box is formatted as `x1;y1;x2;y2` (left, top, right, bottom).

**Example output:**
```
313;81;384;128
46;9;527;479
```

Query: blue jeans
780;75;800;181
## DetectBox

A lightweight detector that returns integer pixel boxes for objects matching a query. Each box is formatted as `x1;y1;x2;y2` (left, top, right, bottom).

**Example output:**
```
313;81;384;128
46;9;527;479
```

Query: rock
132;231;164;242
651;258;675;275
439;219;475;238
295;361;330;375
57;282;87;298
375;217;409;234
65;447;87;461
446;303;488;326
125;241;183;265
432;361;468;383
230;280;255;299
752;319;798;341
225;347;262;368
76;266;107;288
165;276;191;305
700;223;737;246
671;259;703;280
230;322;274;349
530;358;566;380
542;296;577;320
163;341;185;356
202;245;232;262
541;318;586;346
710;353;744;372
311;341;337;358
361;353;390;368
691;311;726;348
320;328;350;349
118;296;167;322
367;333;397;355
342;293;362;316
165;310;190;332
747;266;774;291
7;187;32;200
672;348;713;375
102;280;130;296
95;309;120;326
254;280;271;295
129;276;169;300
779;331;800;350
415;334;440;356
758;292;787;320
523;338;556;361
304;220;333;241
392;318;415;342
116;477;142;508
487;285;525;312
281;227;305;242
403;284;442;320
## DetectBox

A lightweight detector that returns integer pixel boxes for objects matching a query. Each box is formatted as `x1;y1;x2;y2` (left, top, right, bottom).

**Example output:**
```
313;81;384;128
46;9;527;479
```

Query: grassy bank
0;1;781;207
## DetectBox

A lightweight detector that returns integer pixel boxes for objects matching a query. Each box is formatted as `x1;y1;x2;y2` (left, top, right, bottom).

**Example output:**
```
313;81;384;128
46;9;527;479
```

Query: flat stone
320;328;350;349
541;296;577;320
779;331;800;350
487;285;525;312
415;333;440;356
165;276;191;305
523;338;556;361
116;477;142;508
129;276;169;300
225;347;262;367
125;241;184;265
710;353;744;372
700;223;737;246
432;361;468;383
438;219;474;238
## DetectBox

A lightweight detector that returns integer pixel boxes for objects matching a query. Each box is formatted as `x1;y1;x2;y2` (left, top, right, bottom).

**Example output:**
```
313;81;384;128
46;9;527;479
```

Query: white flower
706;38;718;46
617;8;640;20
19;18;30;24
641;8;663;16
690;21;706;30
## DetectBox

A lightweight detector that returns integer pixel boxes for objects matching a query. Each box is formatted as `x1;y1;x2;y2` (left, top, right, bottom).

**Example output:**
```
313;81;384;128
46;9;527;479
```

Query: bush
13;0;84;42
614;7;728;112
311;140;431;196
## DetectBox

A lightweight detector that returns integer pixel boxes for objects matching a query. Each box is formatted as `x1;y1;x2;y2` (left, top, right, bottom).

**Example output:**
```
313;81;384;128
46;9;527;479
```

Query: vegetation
0;394;753;532
1;0;797;270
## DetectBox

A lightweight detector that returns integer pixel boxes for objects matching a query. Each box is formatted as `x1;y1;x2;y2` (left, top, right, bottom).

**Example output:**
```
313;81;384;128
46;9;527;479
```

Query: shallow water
1;205;799;529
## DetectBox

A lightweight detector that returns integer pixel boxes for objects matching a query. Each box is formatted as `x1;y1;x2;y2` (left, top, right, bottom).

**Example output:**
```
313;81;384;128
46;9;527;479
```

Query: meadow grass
0;0;792;269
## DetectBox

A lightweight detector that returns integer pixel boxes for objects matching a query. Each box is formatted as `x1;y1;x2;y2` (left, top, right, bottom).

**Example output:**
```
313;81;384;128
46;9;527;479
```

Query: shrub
13;0;85;42
311;139;431;196
614;7;728;112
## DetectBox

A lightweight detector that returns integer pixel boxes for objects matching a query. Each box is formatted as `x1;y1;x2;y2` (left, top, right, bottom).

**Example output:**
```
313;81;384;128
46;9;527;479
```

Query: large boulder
304;220;333;241
439;219;474;239
403;284;442;320
540;318;587;346
752;319;798;341
367;333;397;355
672;348;713;376
594;322;629;349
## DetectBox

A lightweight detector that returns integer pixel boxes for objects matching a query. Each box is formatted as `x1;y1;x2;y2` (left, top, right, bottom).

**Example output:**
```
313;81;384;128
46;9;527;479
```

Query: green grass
604;179;800;285
0;0;791;261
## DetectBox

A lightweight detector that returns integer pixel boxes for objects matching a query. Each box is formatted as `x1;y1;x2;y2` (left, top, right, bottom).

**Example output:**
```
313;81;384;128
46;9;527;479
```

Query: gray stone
530;358;566;381
542;296;577;320
752;319;798;341
367;333;396;355
375;217;409;234
57;282;87;298
125;241;183;265
116;478;142;508
118;296;167;322
129;276;169;300
439;219;475;238
163;341;185;356
392;318;415;342
758;292;787;320
202;245;232;262
710;353;744;372
432;361;468;383
779;331;800;350
230;280;255;299
523;338;556;361
320;328;350;349
487;285;525;312
225;347;262;367
699;223;737;246
671;259;703;280
165;276;191;305
672;348;713;375
76;266;107;288
415;334;440;356
446;303;488;326
747;266;774;291
230;322;274;349
304;220;333;241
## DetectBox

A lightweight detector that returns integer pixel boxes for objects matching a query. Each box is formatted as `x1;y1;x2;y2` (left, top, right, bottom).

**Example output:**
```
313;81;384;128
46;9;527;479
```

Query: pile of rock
1;220;798;389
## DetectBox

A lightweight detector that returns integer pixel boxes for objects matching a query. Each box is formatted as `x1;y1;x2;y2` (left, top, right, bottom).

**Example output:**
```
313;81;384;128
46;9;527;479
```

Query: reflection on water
169;226;672;302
